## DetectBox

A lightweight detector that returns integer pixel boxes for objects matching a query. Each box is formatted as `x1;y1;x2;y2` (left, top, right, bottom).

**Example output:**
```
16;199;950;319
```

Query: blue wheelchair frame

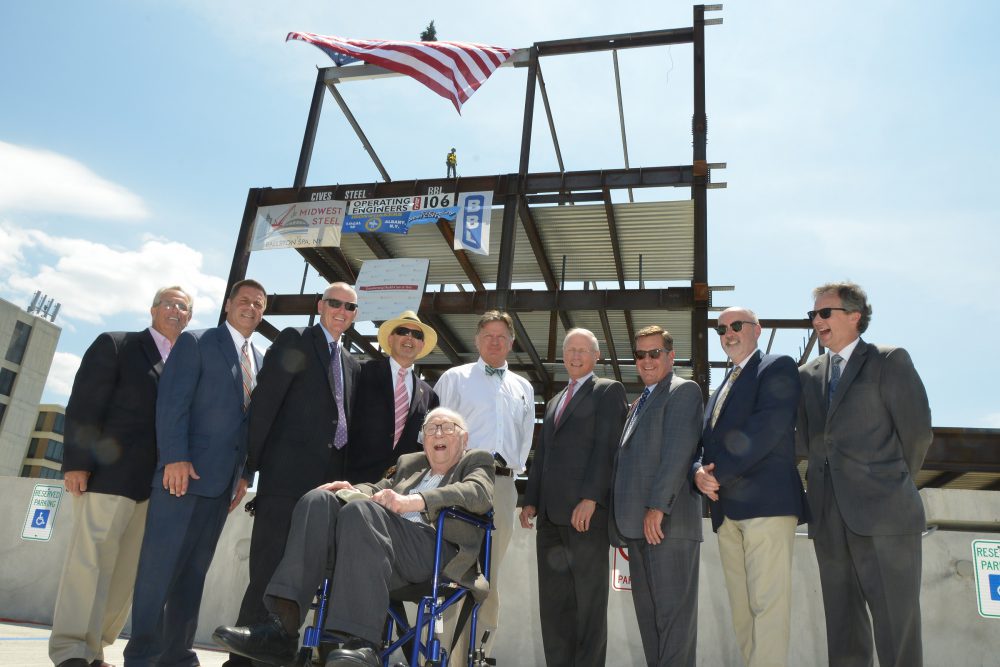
298;506;494;667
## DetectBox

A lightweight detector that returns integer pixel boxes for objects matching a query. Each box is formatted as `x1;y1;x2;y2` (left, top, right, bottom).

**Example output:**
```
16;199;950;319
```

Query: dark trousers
229;495;297;664
535;512;610;667
814;468;923;667
123;487;230;667
626;537;699;667
265;489;449;646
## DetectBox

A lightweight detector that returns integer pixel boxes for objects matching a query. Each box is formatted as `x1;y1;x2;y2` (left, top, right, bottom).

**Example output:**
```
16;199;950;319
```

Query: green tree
420;21;437;42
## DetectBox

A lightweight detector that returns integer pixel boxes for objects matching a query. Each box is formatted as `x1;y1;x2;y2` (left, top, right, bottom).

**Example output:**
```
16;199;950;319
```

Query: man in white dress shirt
434;310;535;656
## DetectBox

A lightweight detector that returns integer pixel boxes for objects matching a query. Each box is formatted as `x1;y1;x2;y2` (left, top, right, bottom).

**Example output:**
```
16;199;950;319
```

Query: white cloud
0;221;228;326
45;351;82;399
0;141;149;220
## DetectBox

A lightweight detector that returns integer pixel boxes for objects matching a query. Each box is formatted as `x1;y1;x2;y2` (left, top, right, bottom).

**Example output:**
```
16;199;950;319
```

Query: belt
494;466;514;477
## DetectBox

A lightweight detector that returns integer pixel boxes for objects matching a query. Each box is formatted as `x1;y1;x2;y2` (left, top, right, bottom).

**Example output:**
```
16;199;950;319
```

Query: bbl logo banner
453;191;493;255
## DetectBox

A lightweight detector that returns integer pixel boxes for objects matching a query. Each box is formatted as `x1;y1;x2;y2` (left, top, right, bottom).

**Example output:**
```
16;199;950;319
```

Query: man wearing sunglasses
693;307;806;667
226;282;362;667
345;311;440;483
797;282;932;667
611;325;704;667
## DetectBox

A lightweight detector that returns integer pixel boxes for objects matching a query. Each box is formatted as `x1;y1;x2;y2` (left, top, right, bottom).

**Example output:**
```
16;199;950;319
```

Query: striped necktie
710;366;742;428
554;379;577;426
393;366;409;448
240;340;254;412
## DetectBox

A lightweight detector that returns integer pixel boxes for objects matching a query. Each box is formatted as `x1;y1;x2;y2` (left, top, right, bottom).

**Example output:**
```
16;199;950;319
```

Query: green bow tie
484;365;505;378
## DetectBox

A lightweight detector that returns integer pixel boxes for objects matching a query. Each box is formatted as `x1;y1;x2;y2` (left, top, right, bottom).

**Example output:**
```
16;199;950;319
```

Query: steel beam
535;27;696;56
294;70;327;188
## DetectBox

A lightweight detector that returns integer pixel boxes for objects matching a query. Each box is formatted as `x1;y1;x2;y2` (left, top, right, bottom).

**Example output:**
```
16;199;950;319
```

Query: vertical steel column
691;5;710;398
219;188;262;325
498;47;539;308
294;68;328;189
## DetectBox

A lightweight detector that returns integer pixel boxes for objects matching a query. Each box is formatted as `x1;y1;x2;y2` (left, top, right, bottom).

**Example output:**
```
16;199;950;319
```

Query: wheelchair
295;506;495;667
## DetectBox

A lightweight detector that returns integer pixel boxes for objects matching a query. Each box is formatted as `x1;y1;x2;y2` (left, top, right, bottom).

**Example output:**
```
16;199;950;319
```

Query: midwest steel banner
250;191;493;251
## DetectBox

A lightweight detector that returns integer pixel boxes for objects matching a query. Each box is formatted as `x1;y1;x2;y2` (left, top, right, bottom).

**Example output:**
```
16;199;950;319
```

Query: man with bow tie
433;310;535;657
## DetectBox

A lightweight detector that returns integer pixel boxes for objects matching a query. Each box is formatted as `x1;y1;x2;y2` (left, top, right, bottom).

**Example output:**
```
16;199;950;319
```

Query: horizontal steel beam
264;288;694;317
535;27;695;56
922;427;1000;473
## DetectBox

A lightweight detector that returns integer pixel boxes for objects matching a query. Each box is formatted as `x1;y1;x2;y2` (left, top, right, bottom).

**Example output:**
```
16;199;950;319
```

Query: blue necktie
329;341;348;449
828;353;843;407
623;387;651;441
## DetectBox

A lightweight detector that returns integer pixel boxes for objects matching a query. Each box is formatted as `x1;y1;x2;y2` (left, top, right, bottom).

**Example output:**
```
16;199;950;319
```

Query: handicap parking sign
21;484;63;542
990;574;1000;602
973;540;1000;618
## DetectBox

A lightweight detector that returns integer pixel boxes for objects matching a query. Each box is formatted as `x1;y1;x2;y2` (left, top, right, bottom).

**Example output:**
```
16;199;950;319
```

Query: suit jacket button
327;443;333;449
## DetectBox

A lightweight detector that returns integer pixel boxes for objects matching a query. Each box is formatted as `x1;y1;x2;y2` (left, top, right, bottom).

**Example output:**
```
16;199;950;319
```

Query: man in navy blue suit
693;307;806;667
124;279;267;667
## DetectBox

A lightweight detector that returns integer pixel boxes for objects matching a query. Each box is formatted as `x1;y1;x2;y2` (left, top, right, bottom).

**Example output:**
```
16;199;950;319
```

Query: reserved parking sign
972;539;1000;618
21;483;63;541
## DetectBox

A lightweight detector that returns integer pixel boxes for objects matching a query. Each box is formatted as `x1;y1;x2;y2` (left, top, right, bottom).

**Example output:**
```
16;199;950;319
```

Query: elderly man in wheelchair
214;407;494;667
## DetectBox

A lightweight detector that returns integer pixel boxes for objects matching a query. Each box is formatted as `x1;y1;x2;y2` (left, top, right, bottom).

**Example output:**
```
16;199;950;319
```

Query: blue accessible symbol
32;508;50;529
990;574;1000;602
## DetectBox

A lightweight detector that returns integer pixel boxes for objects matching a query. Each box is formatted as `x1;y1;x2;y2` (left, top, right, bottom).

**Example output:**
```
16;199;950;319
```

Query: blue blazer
154;325;262;498
695;350;807;531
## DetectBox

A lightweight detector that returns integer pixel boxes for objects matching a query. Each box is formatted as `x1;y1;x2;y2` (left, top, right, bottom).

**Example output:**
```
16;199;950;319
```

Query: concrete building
20;404;65;479
0;296;61;477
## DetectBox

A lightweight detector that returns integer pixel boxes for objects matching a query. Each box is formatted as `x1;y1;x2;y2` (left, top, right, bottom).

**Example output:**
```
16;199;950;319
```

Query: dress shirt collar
320;324;341;347
566;371;594;388
224;321;255;372
476;357;508;376
147;326;173;362
830;337;861;366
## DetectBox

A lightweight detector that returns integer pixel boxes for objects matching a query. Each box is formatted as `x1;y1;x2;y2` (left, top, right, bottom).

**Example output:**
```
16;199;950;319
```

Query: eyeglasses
715;321;757;336
807;307;849;320
422;421;464;436
324;298;358;312
158;301;190;312
634;348;669;360
393;326;425;341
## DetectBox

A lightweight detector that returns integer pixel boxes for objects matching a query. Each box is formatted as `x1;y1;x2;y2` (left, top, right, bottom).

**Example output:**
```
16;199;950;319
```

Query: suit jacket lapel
138;329;165;377
311;325;336;396
827;339;867;420
217;325;244;398
554;376;595;433
621;377;670;446
712;351;761;429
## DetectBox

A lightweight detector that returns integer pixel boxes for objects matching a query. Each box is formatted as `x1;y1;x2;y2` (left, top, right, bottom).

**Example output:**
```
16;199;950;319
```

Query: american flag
287;32;516;113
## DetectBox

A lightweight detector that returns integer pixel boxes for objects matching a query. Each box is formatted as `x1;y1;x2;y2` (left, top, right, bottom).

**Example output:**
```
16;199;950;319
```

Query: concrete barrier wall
2;477;998;665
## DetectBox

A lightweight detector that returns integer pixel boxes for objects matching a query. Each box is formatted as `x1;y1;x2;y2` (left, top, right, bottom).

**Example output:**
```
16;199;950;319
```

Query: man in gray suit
611;325;704;667
797;281;932;667
520;328;627;667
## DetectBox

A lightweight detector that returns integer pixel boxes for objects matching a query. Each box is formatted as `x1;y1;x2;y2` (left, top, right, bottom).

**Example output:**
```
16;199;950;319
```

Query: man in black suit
520;328;627;667
346;310;440;483
49;286;192;667
797;282;932;667
228;282;361;667
694;307;806;667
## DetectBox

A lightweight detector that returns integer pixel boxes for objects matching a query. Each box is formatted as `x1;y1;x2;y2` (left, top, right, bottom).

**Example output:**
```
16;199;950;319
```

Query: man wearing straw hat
345;311;440;483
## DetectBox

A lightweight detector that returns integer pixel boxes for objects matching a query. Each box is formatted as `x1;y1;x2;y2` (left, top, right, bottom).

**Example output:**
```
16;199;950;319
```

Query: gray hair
813;281;872;333
563;328;600;353
151;286;192;310
422;406;469;432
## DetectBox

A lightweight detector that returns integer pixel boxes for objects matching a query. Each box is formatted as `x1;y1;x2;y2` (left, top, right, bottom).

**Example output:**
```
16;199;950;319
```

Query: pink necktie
240;341;254;412
555;379;576;426
393;366;409;448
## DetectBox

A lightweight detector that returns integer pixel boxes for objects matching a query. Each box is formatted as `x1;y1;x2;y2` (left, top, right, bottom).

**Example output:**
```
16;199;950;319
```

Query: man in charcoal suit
227;282;362;667
520;328;627;667
797;282;932;667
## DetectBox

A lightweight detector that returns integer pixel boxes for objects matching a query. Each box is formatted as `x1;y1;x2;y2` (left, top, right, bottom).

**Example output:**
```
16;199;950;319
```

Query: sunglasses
323;298;358;311
393;326;425;341
807;307;849;320
715;320;757;336
634;348;670;360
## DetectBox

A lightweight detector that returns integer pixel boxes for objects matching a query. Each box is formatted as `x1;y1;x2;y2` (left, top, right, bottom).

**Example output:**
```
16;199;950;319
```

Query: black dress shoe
213;614;298;666
324;636;380;667
55;660;90;667
221;657;254;667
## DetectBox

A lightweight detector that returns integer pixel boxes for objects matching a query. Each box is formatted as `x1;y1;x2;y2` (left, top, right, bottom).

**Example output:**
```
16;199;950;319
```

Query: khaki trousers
48;492;147;665
717;515;797;667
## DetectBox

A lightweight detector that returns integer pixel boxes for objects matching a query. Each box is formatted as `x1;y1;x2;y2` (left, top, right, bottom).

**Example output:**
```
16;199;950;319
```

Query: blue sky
1;1;997;427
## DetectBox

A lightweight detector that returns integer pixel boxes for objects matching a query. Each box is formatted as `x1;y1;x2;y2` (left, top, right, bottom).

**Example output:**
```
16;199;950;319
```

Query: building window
53;412;65;435
45;440;64;463
0;402;7;427
35;412;47;431
40;467;62;480
0;368;15;396
27;437;43;458
5;321;31;365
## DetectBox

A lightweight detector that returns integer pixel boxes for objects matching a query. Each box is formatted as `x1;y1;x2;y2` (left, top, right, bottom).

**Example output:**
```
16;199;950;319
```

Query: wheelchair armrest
438;505;494;531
